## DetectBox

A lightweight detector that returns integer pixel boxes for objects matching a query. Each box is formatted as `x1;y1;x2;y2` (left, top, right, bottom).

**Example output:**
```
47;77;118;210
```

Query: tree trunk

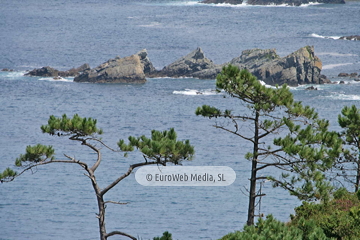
88;173;107;240
247;111;259;226
355;161;360;192
98;195;107;240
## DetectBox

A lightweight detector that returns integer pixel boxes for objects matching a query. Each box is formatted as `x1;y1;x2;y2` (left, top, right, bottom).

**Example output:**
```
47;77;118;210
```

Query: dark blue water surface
1;1;360;239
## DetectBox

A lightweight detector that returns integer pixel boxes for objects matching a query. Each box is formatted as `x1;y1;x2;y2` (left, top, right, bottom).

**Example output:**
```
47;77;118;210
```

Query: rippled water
1;1;360;239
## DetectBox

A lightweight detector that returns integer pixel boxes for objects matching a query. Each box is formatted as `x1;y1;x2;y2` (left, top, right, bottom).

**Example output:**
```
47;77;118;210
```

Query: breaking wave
322;63;354;70
310;33;341;40
38;77;74;82
327;94;360;101
173;89;219;95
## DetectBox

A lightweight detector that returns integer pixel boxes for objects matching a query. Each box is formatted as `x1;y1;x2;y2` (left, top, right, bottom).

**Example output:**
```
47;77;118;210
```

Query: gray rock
1;68;14;72
339;35;360;41
136;49;156;75
74;54;146;83
305;86;317;90
25;64;90;78
157;47;217;78
25;66;59;77
338;73;349;77
192;66;223;79
229;48;280;70
350;72;358;78
59;64;91;77
251;46;325;86
319;74;331;84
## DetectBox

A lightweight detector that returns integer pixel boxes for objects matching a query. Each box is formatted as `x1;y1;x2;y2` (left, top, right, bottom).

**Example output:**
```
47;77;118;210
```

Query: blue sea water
0;0;360;239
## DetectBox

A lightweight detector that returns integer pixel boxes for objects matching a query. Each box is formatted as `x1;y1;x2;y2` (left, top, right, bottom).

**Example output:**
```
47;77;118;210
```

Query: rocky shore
25;64;90;78
19;46;332;86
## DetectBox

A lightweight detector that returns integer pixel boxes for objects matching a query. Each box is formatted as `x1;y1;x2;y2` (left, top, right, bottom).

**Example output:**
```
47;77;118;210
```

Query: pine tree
0;114;194;240
196;65;342;226
337;105;360;192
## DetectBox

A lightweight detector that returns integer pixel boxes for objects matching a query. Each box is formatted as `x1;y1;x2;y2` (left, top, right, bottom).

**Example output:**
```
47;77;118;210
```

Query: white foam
299;2;322;7
0;71;26;79
328;94;360;101
173;89;219;96
310;33;341;40
316;52;358;57
259;80;277;88
322;63;353;70
38;77;74;82
138;22;162;28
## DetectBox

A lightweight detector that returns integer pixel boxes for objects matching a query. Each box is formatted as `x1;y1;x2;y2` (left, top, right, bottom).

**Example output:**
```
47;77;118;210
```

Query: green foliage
118;128;194;164
0;168;17;181
219;215;329;240
153;231;172;240
196;65;342;208
337;105;360;192
15;144;55;166
214;65;293;112
41;114;103;137
291;189;360;239
338;105;360;144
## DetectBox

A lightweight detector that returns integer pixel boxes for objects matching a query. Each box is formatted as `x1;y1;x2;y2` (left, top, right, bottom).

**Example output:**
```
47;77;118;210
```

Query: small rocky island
149;46;330;86
24;45;330;86
201;0;345;6
339;35;360;41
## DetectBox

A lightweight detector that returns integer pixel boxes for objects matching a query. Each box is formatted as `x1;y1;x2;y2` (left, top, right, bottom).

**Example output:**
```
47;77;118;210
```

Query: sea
0;0;359;239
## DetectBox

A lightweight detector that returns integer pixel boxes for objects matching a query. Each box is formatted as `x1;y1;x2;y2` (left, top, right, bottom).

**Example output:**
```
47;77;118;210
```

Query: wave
138;22;162;28
173;88;219;95
259;80;277;88
38;77;74;82
310;33;341;40
322;63;353;70
316;52;358;57
0;71;26;79
327;94;360;101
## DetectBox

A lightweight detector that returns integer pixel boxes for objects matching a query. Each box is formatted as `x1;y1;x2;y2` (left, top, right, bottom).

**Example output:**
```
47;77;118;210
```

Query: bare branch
105;231;137;240
3;158;89;182
100;161;163;196
85;137;120;152
79;140;102;173
214;125;255;143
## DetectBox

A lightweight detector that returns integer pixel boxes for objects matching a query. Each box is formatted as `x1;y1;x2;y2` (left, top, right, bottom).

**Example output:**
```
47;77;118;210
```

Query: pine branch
105;231;137;240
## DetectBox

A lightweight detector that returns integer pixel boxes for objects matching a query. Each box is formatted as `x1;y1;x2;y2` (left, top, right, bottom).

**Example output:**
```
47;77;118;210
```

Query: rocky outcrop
251;46;329;86
306;86;318;90
339;35;360;41
59;64;90;77
137;49;156;75
152;46;329;86
1;68;14;72
25;66;60;77
338;72;358;78
25;64;90;78
153;47;218;78
229;48;280;70
73;54;146;83
200;0;345;5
